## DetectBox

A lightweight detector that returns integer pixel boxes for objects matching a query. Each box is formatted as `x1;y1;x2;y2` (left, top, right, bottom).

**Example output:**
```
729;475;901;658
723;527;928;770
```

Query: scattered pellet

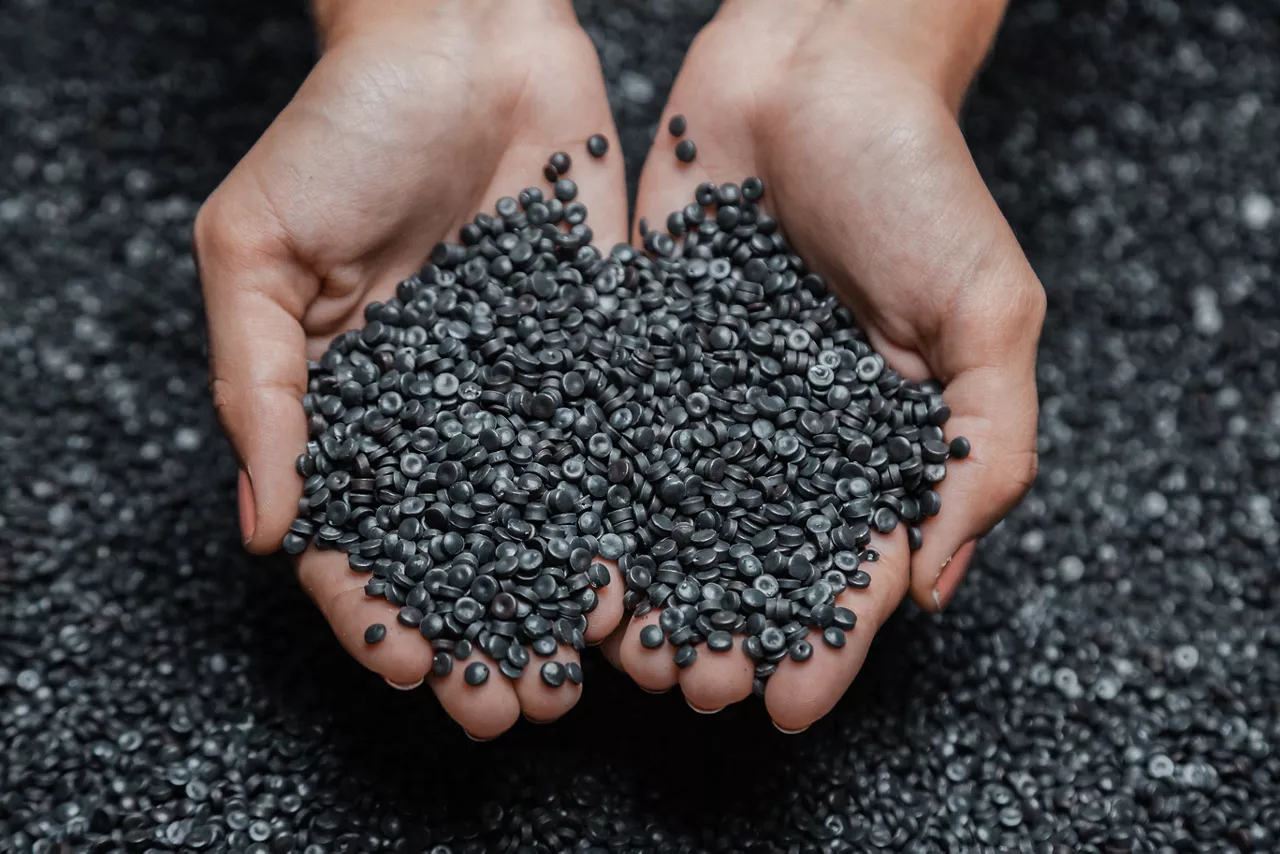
586;134;609;158
674;139;697;163
540;661;566;688
639;625;664;649
668;114;687;137
464;662;490;687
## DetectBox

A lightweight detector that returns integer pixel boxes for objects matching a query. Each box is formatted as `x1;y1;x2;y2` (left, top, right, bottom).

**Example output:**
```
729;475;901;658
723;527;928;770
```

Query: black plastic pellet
549;151;571;175
639;625;664;649
532;636;558;658
822;627;847;649
832;608;857;631
789;640;813;663
564;662;583;685
464;662;489;687
668;114;686;137
949;436;971;459
364;623;386;645
673;645;697;669
554;178;577;202
674;139;697;163
540;661;566;688
432;651;453;677
586;134;608;158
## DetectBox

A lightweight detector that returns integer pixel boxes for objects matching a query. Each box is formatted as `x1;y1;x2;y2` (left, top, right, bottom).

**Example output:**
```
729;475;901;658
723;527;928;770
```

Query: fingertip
583;558;624;644
764;632;870;733
619;610;679;692
676;644;753;712
325;586;434;687
907;408;1032;608
243;448;308;553
429;654;522;741
513;647;583;723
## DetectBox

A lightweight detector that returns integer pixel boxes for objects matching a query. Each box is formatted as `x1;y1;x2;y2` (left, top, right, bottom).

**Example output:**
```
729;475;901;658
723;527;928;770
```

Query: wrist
720;0;1008;111
312;0;575;50
876;0;1009;107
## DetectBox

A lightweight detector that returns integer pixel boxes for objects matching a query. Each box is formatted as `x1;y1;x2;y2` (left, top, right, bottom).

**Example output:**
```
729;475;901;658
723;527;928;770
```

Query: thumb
194;193;314;554
909;246;1044;611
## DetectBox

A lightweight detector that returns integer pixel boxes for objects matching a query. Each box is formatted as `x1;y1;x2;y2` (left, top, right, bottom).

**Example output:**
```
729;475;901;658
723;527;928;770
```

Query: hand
194;0;629;739
601;0;1043;730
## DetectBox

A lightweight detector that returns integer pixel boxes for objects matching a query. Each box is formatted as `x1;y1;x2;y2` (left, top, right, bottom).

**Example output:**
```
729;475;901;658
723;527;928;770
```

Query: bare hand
195;0;629;739
603;0;1043;731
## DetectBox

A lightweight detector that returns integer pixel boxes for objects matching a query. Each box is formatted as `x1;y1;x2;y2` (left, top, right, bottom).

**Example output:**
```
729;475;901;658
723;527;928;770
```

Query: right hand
194;0;629;739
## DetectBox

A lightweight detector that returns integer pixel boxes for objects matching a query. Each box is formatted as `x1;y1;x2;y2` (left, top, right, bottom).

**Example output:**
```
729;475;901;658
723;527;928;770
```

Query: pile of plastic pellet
287;139;966;691
3;0;1279;852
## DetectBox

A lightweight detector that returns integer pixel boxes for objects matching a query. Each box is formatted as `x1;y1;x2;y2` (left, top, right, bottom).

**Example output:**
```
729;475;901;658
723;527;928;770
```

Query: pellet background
2;0;1279;851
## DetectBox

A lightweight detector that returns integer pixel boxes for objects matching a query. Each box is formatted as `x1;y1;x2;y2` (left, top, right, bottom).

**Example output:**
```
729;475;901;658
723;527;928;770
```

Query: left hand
600;0;1044;731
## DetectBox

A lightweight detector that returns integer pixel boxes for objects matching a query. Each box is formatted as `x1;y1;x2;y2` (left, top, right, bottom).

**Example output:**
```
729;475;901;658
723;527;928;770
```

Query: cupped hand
194;0;629;739
602;0;1044;730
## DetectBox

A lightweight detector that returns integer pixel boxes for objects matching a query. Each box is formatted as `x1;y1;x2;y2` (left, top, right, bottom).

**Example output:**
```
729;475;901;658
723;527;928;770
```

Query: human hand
194;0;629;739
602;0;1043;730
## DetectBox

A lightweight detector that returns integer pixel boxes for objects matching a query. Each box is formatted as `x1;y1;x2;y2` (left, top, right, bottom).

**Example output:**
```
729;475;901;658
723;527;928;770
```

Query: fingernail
385;677;424;691
932;539;978;611
523;713;553;725
464;731;496;743
639;686;670;695
773;722;809;735
686;700;723;715
237;469;256;546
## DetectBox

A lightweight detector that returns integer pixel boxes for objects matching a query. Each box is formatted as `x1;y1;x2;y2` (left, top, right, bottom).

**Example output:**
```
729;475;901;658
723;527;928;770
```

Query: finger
195;192;316;554
427;652;522;741
513;645;583;724
677;639;753;714
907;358;1040;612
582;558;625;644
903;246;1043;610
296;549;433;687
618;607;679;693
765;531;911;732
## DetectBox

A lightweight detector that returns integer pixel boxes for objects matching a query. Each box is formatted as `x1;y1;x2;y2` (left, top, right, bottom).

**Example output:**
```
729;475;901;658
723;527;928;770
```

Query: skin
197;0;1042;737
195;0;628;739
603;0;1043;730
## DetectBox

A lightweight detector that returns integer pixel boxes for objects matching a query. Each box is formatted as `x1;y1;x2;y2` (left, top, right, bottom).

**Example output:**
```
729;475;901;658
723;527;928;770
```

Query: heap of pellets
285;140;967;693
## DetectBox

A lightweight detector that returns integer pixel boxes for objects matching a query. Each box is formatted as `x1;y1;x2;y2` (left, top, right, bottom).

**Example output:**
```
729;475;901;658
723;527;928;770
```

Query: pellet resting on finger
285;151;966;693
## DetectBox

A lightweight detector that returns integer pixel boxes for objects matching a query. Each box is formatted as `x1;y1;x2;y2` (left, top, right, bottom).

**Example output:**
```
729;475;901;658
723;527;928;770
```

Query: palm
218;13;629;355
196;4;629;740
606;14;1043;729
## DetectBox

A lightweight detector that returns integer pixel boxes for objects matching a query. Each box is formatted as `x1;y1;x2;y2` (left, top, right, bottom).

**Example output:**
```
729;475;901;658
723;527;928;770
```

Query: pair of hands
195;0;1043;738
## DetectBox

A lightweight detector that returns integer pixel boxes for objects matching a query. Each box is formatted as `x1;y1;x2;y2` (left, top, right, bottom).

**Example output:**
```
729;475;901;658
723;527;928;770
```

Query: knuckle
997;449;1040;509
193;188;287;287
207;375;241;430
192;194;235;266
1016;449;1040;493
